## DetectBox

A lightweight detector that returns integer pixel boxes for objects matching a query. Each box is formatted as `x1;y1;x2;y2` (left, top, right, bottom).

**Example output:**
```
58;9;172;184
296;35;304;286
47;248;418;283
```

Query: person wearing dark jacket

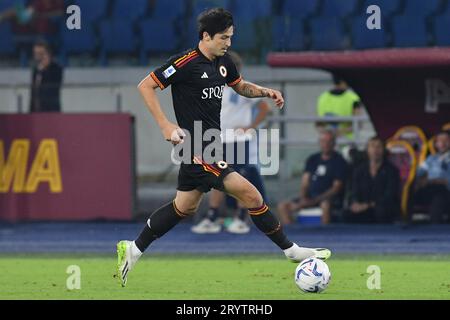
345;136;401;223
30;40;63;112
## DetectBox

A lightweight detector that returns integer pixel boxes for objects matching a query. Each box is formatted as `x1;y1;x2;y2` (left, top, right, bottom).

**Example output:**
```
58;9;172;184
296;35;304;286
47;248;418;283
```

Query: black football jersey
150;47;242;153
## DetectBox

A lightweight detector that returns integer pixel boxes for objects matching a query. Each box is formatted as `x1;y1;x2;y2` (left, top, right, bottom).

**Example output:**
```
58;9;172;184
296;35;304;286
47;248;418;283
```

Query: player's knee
178;204;198;215
173;199;199;216
242;189;264;209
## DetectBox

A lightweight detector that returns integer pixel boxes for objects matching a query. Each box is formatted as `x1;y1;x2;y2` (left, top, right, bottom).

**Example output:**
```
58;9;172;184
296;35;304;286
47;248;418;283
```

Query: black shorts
177;161;235;193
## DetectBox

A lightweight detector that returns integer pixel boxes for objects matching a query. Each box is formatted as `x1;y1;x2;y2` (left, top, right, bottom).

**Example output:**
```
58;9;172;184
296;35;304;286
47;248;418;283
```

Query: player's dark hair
198;8;234;40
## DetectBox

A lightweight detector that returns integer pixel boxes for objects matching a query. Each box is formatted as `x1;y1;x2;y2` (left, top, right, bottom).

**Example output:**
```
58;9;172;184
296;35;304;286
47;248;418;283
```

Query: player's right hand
162;123;186;145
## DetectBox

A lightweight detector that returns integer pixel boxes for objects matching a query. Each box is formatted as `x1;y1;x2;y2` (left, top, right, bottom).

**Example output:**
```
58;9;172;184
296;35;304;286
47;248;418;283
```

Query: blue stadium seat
402;0;441;16
434;15;450;46
151;0;186;20
0;0;23;11
61;22;97;55
309;17;347;51
192;0;231;17
99;19;136;54
362;0;402;17
272;17;305;51
232;18;256;51
351;16;388;49
391;16;429;48
0;23;15;55
321;0;360;18
185;19;200;48
231;0;272;19
112;0;149;21
139;19;178;53
73;0;108;21
282;0;319;18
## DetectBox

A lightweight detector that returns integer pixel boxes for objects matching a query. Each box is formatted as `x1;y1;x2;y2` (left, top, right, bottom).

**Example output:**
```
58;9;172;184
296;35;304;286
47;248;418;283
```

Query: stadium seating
386;140;417;220
231;17;256;51
392;126;428;165
185;19;200;48
139;18;178;63
402;0;442;16
61;22;97;55
3;0;450;65
151;0;186;20
73;0;108;22
99;19;136;64
112;0;149;22
391;15;429;47
321;0;360;18
0;23;15;55
192;0;231;17
271;17;305;51
351;16;388;49
434;15;450;46
281;0;319;18
309;17;347;51
230;0;272;19
0;0;21;11
361;0;402;17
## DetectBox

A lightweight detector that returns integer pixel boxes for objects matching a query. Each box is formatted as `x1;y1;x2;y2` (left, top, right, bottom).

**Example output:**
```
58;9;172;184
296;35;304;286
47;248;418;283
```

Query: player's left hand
265;89;284;109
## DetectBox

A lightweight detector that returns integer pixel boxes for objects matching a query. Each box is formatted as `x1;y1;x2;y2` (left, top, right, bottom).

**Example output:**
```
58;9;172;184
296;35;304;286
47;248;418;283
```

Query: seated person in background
414;130;450;224
316;74;362;140
0;0;64;35
277;130;347;225
344;136;401;224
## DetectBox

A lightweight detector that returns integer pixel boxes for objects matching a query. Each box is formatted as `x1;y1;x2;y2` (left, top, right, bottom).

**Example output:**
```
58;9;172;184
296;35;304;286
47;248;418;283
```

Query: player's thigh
222;172;263;208
174;189;204;214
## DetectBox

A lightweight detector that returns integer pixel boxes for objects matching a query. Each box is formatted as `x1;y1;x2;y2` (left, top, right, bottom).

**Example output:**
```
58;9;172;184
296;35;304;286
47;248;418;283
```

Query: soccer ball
294;258;331;293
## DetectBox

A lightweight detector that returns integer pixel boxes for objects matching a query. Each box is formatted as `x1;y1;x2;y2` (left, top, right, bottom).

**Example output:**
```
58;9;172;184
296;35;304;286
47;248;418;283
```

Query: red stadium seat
392;126;428;166
386;140;417;220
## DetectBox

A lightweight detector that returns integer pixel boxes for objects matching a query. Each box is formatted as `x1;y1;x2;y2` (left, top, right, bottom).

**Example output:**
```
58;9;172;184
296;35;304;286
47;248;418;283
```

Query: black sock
249;203;293;250
206;207;219;222
238;208;247;221
134;201;188;252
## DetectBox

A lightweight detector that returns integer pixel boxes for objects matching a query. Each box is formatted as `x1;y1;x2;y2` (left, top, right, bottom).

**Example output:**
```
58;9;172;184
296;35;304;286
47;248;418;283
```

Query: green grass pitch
0;254;449;300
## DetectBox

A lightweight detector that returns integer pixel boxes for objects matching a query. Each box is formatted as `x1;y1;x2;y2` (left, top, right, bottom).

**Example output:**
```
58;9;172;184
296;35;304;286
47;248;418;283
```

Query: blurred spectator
343;136;401;224
0;0;64;35
316;74;362;139
277;130;347;225
191;51;271;234
414;130;450;223
30;40;63;112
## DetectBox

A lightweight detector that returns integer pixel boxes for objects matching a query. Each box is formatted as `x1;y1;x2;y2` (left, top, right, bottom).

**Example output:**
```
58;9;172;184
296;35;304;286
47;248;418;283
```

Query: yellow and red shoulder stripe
175;50;199;68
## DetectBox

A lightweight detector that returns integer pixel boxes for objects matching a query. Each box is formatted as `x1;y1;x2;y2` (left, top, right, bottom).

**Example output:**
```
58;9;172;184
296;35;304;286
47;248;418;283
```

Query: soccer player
116;8;330;287
191;51;270;235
